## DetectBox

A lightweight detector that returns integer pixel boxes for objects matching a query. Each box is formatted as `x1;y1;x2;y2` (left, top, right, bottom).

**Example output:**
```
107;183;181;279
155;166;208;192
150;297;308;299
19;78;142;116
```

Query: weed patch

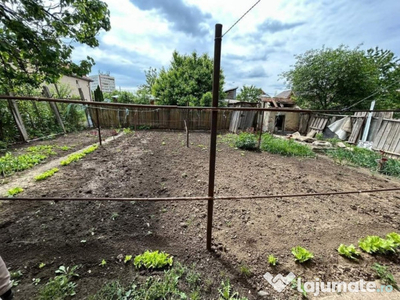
261;134;315;157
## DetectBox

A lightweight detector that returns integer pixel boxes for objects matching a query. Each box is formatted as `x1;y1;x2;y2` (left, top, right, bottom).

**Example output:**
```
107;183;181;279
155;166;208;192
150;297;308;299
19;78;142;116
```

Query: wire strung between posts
222;0;261;37
2;187;399;202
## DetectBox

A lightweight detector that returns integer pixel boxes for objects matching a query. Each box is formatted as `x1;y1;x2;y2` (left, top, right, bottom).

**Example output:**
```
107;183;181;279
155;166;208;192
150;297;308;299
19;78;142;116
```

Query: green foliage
236;85;264;102
315;133;324;140
94;86;104;102
27;145;57;156
124;255;132;264
291;246;314;263
337;244;361;260
326;148;400;177
7;186;23;196
60;144;98;166
37;266;79;300
386;232;400;247
234;133;257;150
0;152;48;176
358;235;396;254
152;51;225;106
10;270;23;287
134;250;173;269
281;45;400;110
0;0;110;93
200;91;213;107
268;255;278;266
218;279;248;300
35;168;59;181
261;134;315;157
239;264;252;277
371;263;398;289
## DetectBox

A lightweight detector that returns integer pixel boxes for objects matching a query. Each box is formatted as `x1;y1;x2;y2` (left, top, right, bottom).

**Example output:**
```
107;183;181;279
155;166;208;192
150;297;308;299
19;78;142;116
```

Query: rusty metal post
258;103;265;149
207;24;222;251
95;107;102;145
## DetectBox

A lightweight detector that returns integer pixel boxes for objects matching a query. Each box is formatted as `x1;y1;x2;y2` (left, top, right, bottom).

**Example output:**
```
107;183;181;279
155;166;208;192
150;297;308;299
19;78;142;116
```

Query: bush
261;134;315;157
234;133;257;150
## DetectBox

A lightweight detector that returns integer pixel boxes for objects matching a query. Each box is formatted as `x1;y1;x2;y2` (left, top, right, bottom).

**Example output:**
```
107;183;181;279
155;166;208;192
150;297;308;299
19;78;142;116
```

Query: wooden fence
372;119;400;156
88;107;232;130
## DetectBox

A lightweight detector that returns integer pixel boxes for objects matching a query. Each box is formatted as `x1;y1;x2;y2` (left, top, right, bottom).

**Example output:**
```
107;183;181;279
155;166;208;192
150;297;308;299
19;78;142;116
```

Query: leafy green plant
26;145;57;156
100;259;107;267
386;232;400;247
234;133;257;150
371;263;398;289
218;279;248;300
315;133;324;140
292;246;314;263
37;265;79;300
134;250;173;269
58;146;72;151
35;168;59;181
124;255;132;264
123;128;133;134
60;144;98;166
337;244;361;260
261;134;315;157
0;152;47;176
358;235;396;254
239;264;252;277
39;263;46;269
7;187;23;196
10;270;23;287
268;254;278;266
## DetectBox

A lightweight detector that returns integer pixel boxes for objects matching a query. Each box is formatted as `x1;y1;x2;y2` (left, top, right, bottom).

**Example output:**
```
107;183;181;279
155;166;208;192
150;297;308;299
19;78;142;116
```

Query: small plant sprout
7;187;23;197
124;255;132;264
39;263;46;269
134;250;173;269
371;263;398;289
337;244;361;260
268;254;278;266
239;263;252;277
110;212;119;220
291;246;314;263
100;259;107;267
32;278;41;285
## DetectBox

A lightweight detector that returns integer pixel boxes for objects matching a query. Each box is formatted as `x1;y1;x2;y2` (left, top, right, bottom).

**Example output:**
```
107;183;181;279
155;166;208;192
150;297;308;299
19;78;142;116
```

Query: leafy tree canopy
281;45;400;110
236;85;264;102
152;51;225;106
0;0;111;93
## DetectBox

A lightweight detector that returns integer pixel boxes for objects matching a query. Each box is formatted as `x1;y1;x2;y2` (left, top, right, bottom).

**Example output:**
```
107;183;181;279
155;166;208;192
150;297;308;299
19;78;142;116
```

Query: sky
72;0;400;96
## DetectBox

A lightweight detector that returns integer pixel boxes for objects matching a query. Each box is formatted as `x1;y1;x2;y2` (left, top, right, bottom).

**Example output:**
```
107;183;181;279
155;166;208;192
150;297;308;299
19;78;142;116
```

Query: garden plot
0;131;399;299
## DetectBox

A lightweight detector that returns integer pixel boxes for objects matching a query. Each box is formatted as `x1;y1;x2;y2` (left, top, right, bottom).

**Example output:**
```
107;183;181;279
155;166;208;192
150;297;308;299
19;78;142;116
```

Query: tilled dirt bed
1;131;400;299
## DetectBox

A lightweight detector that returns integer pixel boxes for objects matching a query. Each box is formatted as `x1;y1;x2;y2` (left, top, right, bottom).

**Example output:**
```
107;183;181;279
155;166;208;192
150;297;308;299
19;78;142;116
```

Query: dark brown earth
0;130;400;299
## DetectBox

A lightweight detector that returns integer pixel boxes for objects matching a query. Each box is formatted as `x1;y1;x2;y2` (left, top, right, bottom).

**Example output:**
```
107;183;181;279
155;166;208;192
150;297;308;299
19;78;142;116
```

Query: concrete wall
58;76;92;100
262;107;300;133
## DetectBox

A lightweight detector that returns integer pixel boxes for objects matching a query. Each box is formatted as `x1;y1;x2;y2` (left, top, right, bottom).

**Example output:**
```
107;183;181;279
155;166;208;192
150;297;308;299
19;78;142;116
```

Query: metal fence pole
207;23;223;251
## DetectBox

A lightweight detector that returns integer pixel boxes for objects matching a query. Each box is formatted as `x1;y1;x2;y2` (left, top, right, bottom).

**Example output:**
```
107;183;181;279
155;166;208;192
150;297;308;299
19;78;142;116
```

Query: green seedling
100;259;106;267
218;279;248;300
35;168;59;181
134;250;173;269
371;263;398;289
124;255;132;264
39;263;46;269
239;264;252;277
110;212;119;220
358;236;396;254
7;187;23;197
337;244;361;260
268;254;278;266
32;278;41;285
292;246;314;263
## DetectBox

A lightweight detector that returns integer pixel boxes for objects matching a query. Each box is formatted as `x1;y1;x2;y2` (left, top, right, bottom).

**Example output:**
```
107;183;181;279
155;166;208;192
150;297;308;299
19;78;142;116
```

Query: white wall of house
58;76;92;100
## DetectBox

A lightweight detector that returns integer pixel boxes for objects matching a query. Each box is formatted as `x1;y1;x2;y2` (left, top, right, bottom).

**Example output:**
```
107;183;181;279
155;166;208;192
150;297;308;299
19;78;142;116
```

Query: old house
259;90;300;133
224;87;238;99
58;75;93;100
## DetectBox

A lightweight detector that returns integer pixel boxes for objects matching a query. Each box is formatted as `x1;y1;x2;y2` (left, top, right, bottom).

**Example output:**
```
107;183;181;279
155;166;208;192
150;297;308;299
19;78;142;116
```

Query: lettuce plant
268;255;278;266
291;246;314;263
358;236;396;254
134;250;173;269
337;244;361;260
35;168;59;181
7;187;24;196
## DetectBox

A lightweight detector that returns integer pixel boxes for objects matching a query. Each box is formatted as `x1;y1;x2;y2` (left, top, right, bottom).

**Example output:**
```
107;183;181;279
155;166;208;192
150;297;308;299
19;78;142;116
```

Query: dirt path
1;131;399;299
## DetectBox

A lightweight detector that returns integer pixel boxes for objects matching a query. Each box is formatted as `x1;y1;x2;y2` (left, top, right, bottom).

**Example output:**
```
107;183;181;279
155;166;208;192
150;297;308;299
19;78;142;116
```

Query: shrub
134;250;173;269
234;133;257;150
261;134;315;157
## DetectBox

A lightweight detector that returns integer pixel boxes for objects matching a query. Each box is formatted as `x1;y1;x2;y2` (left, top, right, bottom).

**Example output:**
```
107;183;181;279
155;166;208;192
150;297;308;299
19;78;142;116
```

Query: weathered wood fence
88;107;232;130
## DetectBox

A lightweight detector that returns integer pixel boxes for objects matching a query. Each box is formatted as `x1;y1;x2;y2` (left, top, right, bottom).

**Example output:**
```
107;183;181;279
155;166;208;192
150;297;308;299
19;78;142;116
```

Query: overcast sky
72;0;400;96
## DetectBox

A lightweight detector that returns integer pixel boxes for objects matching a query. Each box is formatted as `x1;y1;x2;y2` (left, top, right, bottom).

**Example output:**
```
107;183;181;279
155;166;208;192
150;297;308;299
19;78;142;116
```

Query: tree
236;85;264;102
0;0;111;93
281;45;400;110
152;51;225;106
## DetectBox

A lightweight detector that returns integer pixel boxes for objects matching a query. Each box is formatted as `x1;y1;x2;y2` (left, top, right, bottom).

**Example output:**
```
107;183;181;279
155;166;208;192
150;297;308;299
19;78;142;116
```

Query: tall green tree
236;85;264;102
152;51;225;106
281;45;400;110
0;0;111;93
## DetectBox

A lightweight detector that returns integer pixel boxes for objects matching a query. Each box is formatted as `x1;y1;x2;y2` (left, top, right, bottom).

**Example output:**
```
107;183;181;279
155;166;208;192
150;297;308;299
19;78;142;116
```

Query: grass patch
261;134;315;157
326;147;400;177
7;187;23;197
35;168;59;181
234;133;257;150
60;144;98;166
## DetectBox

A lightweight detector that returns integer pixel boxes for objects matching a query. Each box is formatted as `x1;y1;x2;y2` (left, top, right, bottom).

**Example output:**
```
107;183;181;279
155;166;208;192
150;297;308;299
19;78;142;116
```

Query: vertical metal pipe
207;24;222;251
96;108;102;146
258;103;265;149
